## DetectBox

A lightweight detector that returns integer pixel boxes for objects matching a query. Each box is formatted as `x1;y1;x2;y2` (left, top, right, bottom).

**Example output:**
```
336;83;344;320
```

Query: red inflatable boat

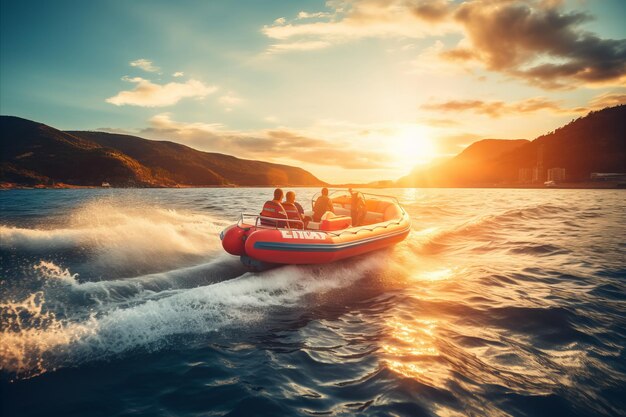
220;191;411;270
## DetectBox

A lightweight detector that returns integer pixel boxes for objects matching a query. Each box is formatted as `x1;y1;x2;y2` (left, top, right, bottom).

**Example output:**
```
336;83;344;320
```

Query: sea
1;188;625;417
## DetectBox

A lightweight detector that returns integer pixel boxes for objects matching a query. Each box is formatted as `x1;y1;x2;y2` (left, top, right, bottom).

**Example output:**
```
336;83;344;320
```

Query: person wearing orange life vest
260;188;288;227
283;191;307;229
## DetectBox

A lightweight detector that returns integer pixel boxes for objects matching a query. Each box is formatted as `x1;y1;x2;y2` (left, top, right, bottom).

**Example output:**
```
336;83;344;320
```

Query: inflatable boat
220;190;410;270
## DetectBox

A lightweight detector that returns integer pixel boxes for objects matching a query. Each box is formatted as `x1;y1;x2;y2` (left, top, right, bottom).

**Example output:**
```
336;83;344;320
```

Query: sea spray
1;201;229;278
0;254;388;379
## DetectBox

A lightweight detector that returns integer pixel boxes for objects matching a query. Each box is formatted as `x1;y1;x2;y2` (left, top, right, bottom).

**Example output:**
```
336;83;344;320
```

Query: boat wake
0;201;229;279
1;199;577;380
1;256;388;379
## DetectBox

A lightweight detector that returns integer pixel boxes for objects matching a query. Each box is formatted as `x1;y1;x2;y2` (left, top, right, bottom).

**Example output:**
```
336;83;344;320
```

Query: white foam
0;201;229;271
0;255;387;378
33;260;80;286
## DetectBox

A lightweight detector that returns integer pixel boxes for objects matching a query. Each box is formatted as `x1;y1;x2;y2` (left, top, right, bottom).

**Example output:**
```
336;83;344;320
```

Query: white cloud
262;0;454;47
149;112;225;133
267;40;332;54
172;71;184;77
218;92;242;106
130;59;160;73
297;11;331;20
106;76;218;107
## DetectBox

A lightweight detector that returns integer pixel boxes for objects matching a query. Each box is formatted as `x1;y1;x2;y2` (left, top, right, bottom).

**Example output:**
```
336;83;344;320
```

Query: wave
407;203;575;255
507;243;570;256
0;201;229;276
0;254;388;379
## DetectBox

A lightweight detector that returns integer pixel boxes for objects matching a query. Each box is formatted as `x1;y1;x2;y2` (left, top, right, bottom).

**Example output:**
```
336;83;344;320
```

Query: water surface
1;188;625;416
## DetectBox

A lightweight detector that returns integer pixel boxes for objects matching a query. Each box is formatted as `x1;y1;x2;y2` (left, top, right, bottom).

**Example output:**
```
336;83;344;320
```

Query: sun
387;125;437;172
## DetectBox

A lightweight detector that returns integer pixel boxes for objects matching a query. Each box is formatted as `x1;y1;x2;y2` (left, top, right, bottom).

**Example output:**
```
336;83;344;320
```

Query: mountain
67;131;321;186
398;139;529;186
0;116;324;187
399;105;626;186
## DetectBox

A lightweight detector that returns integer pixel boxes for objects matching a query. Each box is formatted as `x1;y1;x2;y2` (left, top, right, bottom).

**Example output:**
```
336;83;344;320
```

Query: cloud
422;90;626;118
445;1;626;88
297;11;332;20
587;91;626;110
262;0;626;89
106;77;218;107
422;96;584;117
409;40;475;75
419;117;460;128
130;59;160;73
262;0;453;50
218;92;242;106
172;71;184;77
218;92;243;112
410;0;451;22
267;40;332;53
140;113;392;169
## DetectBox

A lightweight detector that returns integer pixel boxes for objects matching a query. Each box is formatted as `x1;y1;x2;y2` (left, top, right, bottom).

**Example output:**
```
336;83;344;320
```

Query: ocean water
1;188;625;417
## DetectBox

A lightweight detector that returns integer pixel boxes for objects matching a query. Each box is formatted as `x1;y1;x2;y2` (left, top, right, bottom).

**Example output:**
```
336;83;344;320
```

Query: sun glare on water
387;125;437;172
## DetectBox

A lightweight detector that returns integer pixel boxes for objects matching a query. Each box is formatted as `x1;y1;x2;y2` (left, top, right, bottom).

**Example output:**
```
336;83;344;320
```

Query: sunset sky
1;0;625;182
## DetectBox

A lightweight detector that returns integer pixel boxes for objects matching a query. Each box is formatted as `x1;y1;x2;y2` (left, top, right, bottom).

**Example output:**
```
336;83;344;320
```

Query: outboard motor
220;225;248;256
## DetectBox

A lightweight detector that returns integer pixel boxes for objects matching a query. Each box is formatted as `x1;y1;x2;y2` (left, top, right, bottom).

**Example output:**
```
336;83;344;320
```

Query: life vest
260;200;287;227
282;202;304;229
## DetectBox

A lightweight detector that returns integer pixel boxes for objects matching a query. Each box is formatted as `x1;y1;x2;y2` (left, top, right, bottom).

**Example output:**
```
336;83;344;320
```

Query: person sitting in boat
283;191;306;229
287;191;305;216
349;188;368;226
260;188;288;227
313;187;334;222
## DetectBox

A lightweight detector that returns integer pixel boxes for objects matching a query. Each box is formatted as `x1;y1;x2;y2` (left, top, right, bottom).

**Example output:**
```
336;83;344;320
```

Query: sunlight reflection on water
1;188;625;417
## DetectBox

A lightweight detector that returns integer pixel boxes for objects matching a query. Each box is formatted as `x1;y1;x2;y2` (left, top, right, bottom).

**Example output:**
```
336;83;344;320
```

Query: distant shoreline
2;182;624;190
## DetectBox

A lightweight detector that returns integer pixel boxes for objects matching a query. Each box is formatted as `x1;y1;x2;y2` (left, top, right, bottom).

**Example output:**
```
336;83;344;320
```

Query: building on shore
518;168;533;183
547;168;566;182
519;144;546;184
590;173;626;181
519;168;545;183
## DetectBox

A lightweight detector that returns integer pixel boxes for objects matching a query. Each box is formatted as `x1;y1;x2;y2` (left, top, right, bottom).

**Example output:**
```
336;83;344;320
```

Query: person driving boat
312;187;334;222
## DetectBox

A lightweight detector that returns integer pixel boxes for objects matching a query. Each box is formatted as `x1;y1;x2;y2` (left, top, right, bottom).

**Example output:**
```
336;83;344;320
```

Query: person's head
321;187;329;196
273;188;284;201
285;191;296;203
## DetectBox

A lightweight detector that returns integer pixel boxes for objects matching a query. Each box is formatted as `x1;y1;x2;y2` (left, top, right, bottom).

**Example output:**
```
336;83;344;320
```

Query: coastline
2;181;624;190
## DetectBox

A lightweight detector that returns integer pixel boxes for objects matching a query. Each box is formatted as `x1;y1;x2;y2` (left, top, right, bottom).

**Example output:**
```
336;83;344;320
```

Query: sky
1;0;625;183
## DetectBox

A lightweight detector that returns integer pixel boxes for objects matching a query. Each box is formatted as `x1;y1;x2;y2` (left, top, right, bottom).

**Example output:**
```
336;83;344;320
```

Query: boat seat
363;212;384;223
307;221;321;230
320;215;351;231
333;207;351;217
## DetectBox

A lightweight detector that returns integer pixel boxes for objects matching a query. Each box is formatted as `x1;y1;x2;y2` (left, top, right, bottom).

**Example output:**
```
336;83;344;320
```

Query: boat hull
234;213;410;265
